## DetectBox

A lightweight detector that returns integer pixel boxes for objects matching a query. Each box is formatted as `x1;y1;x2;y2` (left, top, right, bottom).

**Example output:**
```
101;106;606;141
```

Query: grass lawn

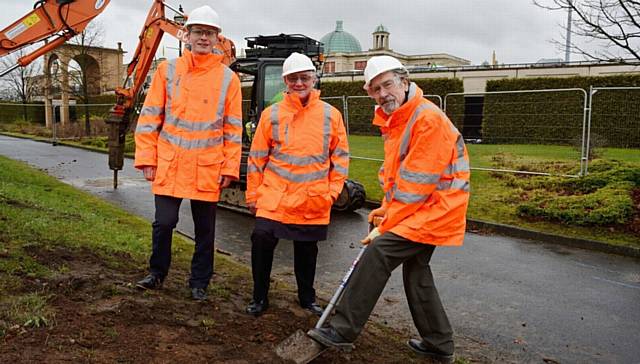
0;155;477;363
348;135;640;247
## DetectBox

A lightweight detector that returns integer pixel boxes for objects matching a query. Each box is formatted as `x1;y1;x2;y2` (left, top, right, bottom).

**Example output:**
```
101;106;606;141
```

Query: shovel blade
275;329;327;364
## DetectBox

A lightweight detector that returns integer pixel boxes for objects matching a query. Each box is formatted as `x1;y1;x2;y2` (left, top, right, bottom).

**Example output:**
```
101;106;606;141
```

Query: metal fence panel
444;89;588;177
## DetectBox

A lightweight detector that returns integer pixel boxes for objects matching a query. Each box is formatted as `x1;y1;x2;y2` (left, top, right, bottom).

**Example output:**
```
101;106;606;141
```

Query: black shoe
136;274;163;290
246;299;269;316
301;302;324;317
191;287;207;301
307;326;354;352
406;339;454;363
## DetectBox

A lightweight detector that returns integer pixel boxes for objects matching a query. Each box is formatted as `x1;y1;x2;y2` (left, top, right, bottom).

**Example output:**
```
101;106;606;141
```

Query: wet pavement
1;135;639;363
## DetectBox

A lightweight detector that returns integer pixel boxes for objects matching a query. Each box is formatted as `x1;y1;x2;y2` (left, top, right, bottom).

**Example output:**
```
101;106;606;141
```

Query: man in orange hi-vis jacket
244;52;349;317
308;56;470;363
133;5;242;302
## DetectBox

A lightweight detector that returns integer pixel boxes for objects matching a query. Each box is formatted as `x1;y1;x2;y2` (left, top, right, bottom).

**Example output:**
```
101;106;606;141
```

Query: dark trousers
250;228;318;306
149;194;217;289
331;232;454;355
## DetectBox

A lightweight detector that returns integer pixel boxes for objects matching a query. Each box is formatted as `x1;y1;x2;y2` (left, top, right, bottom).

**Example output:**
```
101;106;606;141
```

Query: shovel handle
315;242;369;329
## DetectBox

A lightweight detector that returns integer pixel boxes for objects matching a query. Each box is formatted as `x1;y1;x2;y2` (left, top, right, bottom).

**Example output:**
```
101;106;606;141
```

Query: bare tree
59;22;108;135
0;49;42;121
533;0;640;62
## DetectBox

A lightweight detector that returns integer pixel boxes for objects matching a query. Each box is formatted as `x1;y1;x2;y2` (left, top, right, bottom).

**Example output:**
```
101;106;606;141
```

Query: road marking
592;276;640;290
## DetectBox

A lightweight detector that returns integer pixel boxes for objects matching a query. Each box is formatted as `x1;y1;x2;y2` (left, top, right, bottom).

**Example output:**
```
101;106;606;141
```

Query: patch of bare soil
0;245;501;363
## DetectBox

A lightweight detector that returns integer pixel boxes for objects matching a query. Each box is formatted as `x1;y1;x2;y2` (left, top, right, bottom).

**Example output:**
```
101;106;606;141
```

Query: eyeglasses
368;76;402;95
285;74;315;84
190;28;218;38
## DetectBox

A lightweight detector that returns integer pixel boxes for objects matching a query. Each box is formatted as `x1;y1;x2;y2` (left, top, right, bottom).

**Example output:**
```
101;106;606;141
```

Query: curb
364;200;640;258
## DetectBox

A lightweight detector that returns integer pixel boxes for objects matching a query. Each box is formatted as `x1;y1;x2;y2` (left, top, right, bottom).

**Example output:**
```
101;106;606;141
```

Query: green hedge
0;101;46;124
242;78;463;136
483;75;640;147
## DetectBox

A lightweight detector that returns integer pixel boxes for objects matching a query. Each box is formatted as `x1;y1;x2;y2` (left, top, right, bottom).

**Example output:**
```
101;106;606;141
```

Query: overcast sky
2;0;579;66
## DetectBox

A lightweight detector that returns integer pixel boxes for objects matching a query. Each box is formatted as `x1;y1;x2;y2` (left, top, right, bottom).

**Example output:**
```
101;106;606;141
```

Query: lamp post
173;5;186;57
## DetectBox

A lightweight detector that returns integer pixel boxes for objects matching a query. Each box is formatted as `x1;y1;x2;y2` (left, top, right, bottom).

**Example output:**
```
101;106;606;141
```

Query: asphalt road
1;135;639;363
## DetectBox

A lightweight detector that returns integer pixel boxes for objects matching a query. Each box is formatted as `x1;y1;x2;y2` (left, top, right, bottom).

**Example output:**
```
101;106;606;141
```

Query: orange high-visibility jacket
134;49;242;202
374;83;470;246
246;90;349;225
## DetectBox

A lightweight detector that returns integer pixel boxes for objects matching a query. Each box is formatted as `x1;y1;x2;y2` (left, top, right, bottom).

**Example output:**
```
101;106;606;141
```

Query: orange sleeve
328;108;350;201
134;61;167;169
221;72;243;178
245;109;272;204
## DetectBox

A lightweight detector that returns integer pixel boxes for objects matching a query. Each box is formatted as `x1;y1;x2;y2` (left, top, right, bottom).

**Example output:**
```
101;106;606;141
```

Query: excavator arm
0;0;110;77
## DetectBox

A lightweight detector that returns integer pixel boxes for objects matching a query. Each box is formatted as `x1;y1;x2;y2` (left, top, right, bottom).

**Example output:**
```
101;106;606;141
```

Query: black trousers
250;228;318;306
331;232;454;355
149;194;217;289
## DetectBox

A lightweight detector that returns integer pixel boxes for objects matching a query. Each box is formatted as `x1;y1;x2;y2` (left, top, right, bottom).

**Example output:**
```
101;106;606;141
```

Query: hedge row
241;77;463;135
0;101;46;124
483;75;640;148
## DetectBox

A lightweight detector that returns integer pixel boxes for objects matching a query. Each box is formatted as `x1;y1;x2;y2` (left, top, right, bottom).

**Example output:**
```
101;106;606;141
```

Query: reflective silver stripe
216;67;233;123
333;147;349;159
212;48;223;55
436;178;470;192
443;158;470;175
266;164;328;183
135;123;161;134
140;106;164;117
250;150;269;158
224;116;242;128
399;104;429;162
164;59;177;121
272;150;327;166
247;163;264;174
407;82;417;99
321;102;331;156
378;165;385;187
224;132;242;144
399;167;440;185
332;164;348;176
271;104;280;143
159;130;223;150
455;134;465;160
394;188;430;204
166;59;176;100
385;190;392;203
165;113;223;132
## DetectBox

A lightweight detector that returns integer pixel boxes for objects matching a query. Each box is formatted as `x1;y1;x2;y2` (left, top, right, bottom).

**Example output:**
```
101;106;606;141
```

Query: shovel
275;243;368;363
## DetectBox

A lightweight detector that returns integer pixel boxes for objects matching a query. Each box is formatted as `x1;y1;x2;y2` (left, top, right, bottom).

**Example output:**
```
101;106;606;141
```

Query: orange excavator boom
0;0;110;77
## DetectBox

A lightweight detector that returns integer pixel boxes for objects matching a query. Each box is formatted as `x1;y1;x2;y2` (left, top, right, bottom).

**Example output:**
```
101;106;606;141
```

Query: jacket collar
282;89;321;111
372;82;423;129
181;49;223;70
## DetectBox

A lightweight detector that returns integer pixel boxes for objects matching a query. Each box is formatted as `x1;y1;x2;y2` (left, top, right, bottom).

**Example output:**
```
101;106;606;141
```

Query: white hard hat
185;5;221;31
282;52;316;77
363;55;406;89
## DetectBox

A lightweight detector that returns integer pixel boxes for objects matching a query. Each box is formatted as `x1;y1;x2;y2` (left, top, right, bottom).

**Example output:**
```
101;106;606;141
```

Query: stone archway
43;43;123;127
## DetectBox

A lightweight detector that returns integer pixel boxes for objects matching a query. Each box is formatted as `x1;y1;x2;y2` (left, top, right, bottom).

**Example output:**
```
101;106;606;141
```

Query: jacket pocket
196;153;224;192
302;183;332;219
256;180;284;211
155;147;176;186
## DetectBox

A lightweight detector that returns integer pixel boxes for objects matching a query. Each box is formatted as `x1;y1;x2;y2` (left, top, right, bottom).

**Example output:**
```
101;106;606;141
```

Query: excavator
0;0;365;212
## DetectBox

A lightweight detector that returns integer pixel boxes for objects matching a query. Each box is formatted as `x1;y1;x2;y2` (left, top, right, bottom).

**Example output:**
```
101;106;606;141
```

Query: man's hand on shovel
361;227;381;245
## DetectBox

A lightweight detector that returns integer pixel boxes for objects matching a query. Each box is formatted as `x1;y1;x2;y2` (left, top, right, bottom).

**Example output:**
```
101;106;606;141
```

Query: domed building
320;21;470;74
321;21;362;55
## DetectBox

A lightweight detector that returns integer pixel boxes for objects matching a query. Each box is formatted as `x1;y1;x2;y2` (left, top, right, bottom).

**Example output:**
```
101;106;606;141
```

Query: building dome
320;20;362;54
